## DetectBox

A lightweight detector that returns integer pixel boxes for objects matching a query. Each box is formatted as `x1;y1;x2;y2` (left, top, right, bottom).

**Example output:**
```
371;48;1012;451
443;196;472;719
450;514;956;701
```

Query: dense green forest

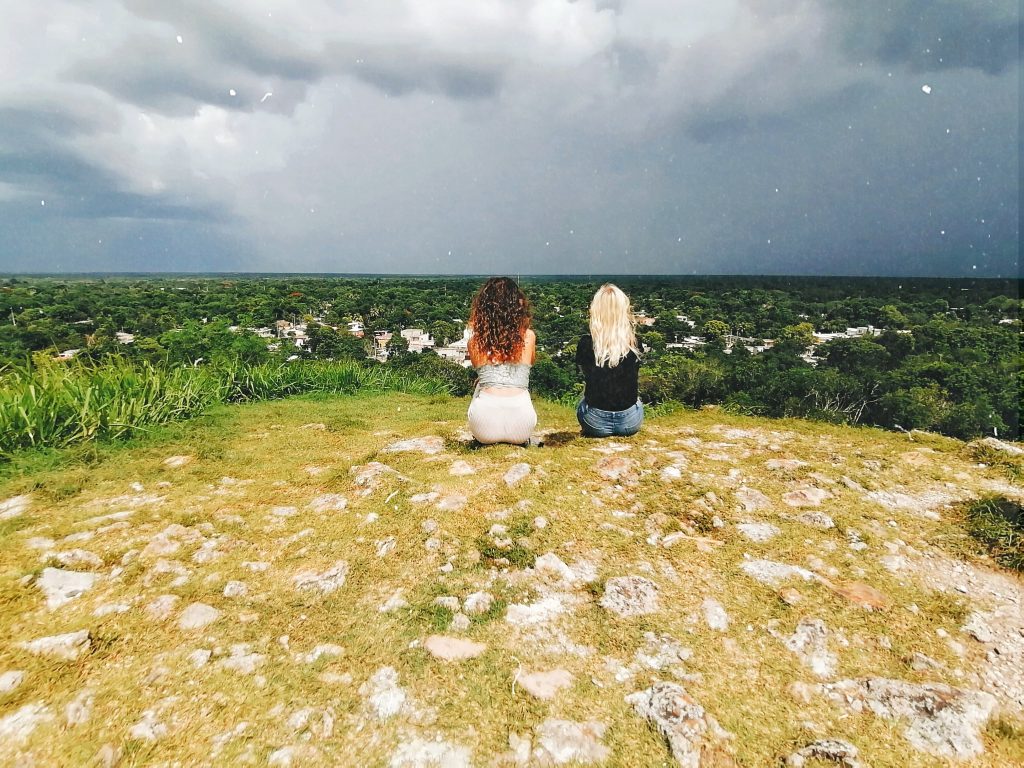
0;275;1019;444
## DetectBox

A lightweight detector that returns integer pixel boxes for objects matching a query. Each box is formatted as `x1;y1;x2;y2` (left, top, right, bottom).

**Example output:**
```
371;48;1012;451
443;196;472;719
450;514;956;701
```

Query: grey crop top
475;363;531;390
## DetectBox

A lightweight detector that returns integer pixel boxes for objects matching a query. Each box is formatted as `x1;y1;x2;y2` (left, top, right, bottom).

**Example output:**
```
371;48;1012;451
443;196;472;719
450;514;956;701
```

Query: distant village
55;310;921;368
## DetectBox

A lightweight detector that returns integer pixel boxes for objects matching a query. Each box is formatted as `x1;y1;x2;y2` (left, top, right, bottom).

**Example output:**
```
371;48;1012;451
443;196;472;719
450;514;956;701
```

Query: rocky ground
0;392;1022;767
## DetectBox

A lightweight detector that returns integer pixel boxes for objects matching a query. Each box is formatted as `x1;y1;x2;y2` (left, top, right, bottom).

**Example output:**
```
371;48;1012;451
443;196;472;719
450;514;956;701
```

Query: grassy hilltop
0;392;1022;766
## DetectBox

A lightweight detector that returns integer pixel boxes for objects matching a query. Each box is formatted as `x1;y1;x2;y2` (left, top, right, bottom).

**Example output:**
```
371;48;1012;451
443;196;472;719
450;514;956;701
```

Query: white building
400;328;436;353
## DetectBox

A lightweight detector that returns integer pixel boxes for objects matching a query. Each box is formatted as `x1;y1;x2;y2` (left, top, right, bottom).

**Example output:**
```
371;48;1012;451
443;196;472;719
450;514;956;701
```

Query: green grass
962;496;1024;571
0;359;448;456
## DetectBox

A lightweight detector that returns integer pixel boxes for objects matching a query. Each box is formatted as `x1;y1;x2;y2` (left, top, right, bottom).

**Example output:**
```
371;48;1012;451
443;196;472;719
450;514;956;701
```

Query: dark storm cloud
325;42;505;101
0;0;1018;275
827;0;1021;74
70;33;311;116
121;0;324;81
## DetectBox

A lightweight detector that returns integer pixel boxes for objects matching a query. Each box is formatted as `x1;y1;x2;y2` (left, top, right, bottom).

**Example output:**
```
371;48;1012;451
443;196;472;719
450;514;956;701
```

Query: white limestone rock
36;567;97;609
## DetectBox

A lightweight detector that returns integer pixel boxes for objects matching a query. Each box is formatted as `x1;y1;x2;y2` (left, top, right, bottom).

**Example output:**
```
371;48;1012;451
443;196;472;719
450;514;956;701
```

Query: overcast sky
0;0;1019;276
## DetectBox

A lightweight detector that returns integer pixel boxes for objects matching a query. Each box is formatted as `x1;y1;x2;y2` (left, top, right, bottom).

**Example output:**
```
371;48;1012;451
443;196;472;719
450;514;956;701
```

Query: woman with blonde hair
466;277;538;445
575;284;644;437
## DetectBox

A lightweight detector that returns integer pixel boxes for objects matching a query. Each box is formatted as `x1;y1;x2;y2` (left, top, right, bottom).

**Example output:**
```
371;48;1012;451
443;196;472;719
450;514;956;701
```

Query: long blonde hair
589;284;639;367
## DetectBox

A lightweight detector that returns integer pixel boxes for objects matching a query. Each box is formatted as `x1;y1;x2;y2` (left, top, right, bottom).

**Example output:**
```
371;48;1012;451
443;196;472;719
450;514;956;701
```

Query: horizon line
1;271;1019;281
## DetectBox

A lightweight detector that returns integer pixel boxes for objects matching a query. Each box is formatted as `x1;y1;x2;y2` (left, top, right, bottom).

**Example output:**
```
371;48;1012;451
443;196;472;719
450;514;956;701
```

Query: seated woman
575;284;644;437
466;277;538;445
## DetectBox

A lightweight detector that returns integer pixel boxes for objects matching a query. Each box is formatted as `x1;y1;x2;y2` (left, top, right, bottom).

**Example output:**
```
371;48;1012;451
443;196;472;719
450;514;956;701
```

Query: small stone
128;711;167;742
778;618;837;679
701;598;730;631
595;456;638;483
384;436;445;454
785;739;863;768
163;455;193;468
783;487;831;507
19;630;91;660
534;552;576;583
518;669;574;700
218;644;265;674
188;649;212;668
660;465;682;481
421;519;439;534
178;603;221;631
600;576;659;617
961;612;995;643
449;460;476;476
223;580;248;598
65;688;95;726
907;652;942;672
779;587;803;605
532;718;611;765
821;678;996;759
504;463;532;486
0;494;31;520
307;494;348;513
766;458;807;471
463;591;495;615
36;567;97;609
450;613;472;631
376;537;397;557
796;512;835;529
534;516;548;529
735;487;772;511
380;590;410;613
146;594;180;621
93;743;122;768
626;682;733;767
434;596;461;611
390;737;473;767
299;644;344;664
293;560;349;594
436;494;467;511
410;491;440;504
879;554;907;572
737;522;780;542
424;635;487;661
0;703;54;746
0;670;26;694
53;549;104;570
741;559;818;587
360;666;406;719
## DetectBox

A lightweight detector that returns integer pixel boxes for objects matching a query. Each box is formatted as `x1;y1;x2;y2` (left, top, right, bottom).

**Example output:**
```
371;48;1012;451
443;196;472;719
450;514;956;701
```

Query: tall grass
0;360;448;456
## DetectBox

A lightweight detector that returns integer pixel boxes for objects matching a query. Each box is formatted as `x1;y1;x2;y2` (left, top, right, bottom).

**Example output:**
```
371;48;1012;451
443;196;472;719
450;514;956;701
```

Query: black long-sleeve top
575;334;642;411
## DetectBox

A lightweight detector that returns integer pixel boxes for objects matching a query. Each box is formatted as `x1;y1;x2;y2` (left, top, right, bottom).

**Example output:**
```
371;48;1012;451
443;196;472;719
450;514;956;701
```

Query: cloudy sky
0;0;1018;276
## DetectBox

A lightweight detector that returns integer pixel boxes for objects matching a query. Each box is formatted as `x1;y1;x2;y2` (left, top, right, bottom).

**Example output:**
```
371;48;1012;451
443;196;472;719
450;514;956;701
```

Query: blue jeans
576;398;644;437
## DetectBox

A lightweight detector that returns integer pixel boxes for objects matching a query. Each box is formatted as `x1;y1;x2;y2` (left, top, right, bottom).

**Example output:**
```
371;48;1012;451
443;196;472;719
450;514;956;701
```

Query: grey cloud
122;0;324;81
826;0;1021;74
0;147;222;221
69;33;311;116
683;81;875;143
326;42;505;101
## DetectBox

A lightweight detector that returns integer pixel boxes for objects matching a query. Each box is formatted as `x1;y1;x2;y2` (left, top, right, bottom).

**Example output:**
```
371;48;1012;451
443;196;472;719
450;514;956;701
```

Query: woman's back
576;333;642;411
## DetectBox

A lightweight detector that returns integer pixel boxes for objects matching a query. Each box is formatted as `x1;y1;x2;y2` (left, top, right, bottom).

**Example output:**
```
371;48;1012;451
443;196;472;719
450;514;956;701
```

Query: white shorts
467;390;537;445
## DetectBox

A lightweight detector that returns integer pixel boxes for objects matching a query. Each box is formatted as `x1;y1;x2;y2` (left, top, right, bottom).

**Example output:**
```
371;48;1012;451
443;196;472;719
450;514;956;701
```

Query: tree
878;304;908;329
700;320;730;344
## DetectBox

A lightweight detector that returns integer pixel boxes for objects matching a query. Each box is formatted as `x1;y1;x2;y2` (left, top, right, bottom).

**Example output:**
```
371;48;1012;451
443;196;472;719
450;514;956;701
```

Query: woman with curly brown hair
466;277;537;445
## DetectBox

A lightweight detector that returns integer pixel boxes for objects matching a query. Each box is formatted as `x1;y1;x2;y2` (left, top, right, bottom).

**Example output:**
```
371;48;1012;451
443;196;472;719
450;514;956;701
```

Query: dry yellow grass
0;391;1022;766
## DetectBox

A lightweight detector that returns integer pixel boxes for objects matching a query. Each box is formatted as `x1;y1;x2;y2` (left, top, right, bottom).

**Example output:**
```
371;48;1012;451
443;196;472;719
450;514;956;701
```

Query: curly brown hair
468;277;531;363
